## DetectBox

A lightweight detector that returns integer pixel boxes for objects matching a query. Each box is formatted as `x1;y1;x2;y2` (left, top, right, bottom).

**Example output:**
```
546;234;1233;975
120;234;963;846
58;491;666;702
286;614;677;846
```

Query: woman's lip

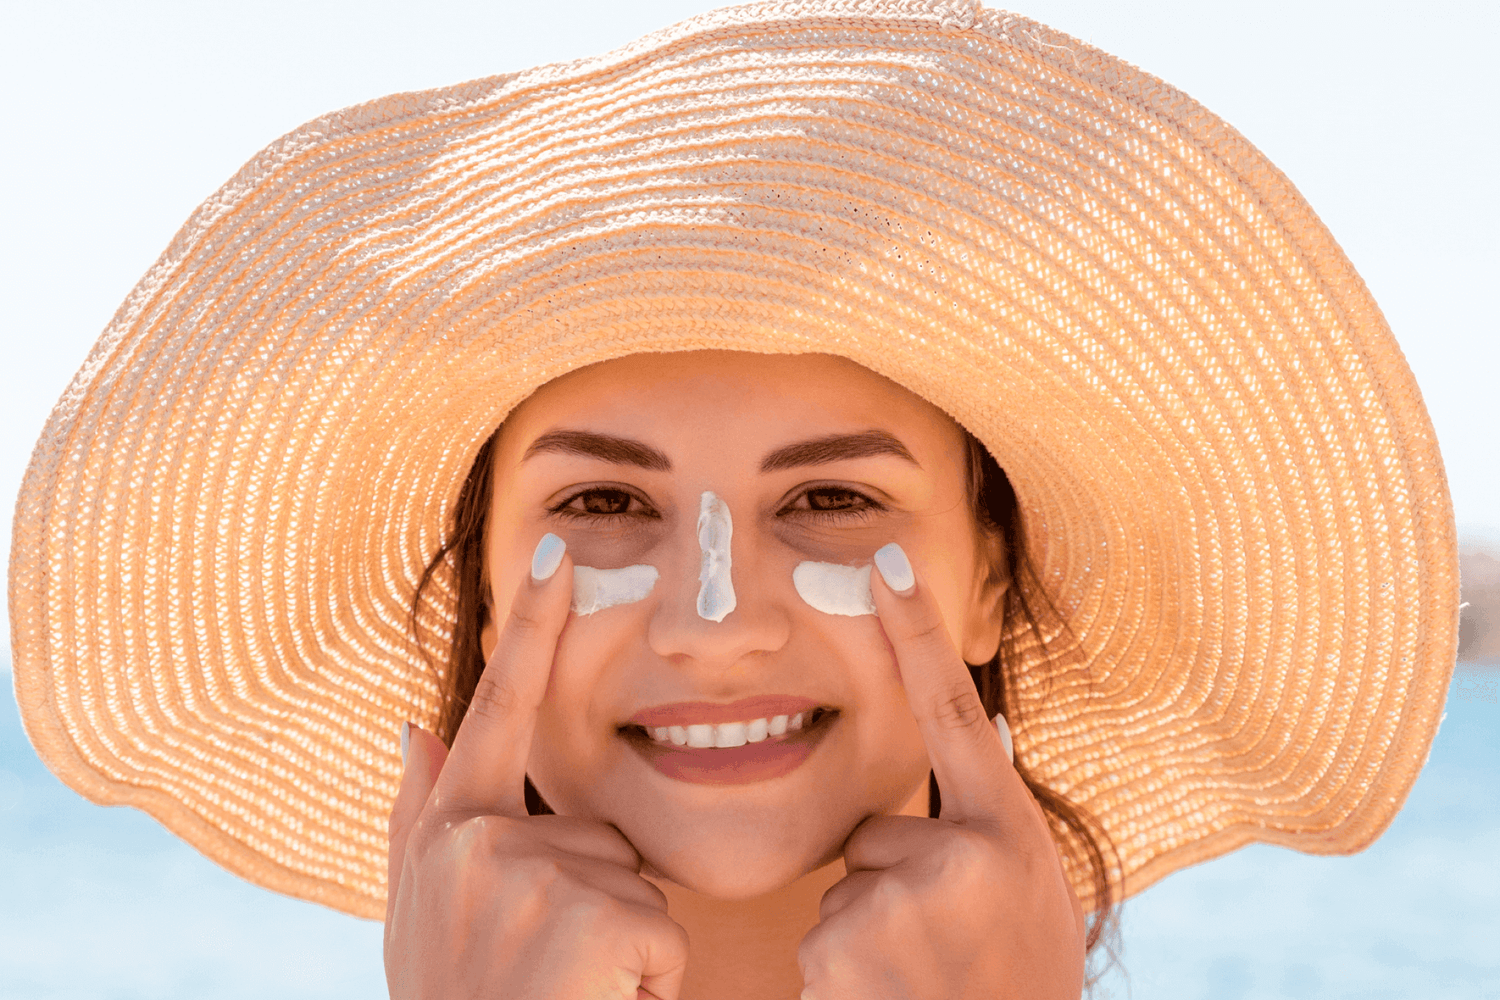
618;710;840;785
625;694;828;728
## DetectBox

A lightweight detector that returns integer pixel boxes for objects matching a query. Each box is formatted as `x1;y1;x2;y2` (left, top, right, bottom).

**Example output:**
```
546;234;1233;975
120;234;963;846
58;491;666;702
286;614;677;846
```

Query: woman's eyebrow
760;430;919;472
523;430;672;470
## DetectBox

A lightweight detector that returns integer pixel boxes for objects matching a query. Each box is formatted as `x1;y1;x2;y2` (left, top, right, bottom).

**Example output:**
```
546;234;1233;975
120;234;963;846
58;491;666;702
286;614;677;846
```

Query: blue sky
4;1;1498;996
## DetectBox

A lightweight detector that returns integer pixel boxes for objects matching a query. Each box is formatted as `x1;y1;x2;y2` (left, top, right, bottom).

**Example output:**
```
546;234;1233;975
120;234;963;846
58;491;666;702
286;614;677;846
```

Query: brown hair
410;425;1121;962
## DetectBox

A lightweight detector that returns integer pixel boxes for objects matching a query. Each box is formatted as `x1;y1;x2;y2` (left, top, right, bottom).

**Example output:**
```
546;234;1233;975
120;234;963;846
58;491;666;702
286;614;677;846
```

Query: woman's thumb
386;722;449;922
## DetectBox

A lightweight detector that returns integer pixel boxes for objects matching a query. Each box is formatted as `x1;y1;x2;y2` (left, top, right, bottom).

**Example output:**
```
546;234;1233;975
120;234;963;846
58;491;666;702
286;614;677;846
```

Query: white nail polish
793;561;877;616
531;532;566;581
993;713;1014;764
696;492;736;622
400;721;411;768
572;564;659;615
874;542;915;594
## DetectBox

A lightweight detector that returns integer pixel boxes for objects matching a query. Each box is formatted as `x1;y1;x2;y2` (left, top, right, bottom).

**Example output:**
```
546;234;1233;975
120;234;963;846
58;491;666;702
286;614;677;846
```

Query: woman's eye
781;486;885;520
807;488;868;511
551;488;657;521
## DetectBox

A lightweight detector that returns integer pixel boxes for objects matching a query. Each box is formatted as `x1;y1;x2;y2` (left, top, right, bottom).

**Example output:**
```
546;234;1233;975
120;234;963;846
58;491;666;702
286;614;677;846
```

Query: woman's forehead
493;351;969;480
506;350;953;434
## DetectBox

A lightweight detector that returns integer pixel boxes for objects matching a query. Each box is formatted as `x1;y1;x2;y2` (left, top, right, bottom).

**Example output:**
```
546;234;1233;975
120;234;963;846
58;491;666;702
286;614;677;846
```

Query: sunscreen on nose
572;564;659;616
696;491;736;622
793;561;877;616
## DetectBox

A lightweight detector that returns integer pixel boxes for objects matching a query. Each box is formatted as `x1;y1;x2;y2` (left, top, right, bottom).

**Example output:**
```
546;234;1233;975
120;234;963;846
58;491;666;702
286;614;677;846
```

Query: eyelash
779;485;887;522
548;487;660;523
547;486;886;523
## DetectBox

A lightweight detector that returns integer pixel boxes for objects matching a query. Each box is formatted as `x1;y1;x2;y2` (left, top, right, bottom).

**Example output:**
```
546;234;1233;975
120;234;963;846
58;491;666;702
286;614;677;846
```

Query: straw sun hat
10;0;1459;920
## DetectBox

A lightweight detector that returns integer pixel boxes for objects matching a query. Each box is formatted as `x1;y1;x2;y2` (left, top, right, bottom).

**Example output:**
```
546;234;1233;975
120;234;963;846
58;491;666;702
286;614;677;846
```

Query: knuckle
401;812;488;882
475;854;562;931
465;673;522;726
507;852;569;893
404;811;448;864
448;814;499;859
481;850;572;918
899;607;951;649
387;804;412;841
934;828;996;887
503;604;547;642
796;919;829;969
448;813;531;865
928;679;987;732
552;885;621;936
866;873;914;913
667;911;691;949
798;918;855;980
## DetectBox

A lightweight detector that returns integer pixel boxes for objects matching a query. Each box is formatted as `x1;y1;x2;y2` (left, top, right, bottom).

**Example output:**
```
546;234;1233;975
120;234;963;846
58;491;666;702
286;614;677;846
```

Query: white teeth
644;712;813;746
714;721;749;747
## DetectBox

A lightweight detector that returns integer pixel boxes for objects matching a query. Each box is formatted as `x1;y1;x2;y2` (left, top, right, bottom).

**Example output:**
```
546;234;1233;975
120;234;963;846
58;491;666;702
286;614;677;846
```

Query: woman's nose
646;494;790;666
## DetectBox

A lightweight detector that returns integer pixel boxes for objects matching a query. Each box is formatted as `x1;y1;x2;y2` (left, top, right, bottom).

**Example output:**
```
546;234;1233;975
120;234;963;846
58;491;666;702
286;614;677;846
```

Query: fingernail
874;542;915;595
400;720;412;768
993;713;1014;764
531;532;566;581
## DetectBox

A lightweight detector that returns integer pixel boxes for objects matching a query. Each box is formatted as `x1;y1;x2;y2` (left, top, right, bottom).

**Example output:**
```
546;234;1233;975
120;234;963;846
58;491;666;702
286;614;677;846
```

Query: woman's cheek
547;522;665;571
547;574;661;712
770;516;913;565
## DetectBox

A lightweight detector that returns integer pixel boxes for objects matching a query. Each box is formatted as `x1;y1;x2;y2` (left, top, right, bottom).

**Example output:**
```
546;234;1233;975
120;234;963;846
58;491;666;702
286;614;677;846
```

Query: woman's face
481;351;1005;900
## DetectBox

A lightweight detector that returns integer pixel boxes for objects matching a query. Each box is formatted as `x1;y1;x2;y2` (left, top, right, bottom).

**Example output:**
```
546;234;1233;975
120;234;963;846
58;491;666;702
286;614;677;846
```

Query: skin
385;351;1084;1000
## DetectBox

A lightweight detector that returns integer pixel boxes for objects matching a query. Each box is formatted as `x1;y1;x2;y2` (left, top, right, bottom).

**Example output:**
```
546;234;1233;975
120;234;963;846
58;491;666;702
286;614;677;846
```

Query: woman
10;2;1459;998
389;350;1098;998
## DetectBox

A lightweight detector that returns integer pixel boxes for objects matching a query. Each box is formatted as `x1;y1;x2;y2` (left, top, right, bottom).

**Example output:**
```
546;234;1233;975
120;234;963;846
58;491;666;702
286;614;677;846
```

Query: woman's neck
640;781;929;1000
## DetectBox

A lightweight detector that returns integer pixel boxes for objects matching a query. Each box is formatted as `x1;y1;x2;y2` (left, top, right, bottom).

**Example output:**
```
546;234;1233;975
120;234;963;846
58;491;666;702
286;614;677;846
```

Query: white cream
571;564;659;616
696;491;736;622
793;561;877;617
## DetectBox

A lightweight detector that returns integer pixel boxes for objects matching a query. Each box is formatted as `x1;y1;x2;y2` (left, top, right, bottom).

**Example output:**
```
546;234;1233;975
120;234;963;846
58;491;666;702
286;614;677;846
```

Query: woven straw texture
10;0;1459;920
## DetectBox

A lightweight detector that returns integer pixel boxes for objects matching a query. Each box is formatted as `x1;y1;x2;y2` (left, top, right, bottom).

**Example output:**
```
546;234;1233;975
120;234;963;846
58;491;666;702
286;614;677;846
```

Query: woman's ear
961;529;1008;665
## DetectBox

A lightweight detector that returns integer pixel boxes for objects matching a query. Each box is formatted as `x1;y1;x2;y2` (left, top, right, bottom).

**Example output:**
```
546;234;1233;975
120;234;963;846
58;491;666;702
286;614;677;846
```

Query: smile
639;710;819;747
618;708;840;785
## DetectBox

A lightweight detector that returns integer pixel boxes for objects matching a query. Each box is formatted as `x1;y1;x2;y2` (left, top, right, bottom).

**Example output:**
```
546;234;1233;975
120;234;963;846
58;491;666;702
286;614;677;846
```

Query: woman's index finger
432;535;573;818
870;543;1022;829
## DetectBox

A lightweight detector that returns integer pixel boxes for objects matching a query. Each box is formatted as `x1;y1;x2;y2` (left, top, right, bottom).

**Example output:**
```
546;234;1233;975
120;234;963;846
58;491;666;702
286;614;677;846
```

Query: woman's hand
797;544;1086;1000
383;535;691;1000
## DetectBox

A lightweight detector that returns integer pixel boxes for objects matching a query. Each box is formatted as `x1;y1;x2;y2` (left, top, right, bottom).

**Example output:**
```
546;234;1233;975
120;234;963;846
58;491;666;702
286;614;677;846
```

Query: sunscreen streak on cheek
571;564;659;616
793;561;877;617
696;491;736;622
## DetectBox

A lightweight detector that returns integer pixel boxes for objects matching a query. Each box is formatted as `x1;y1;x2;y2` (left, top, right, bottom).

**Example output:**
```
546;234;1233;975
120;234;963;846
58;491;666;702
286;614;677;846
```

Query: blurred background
3;1;1496;997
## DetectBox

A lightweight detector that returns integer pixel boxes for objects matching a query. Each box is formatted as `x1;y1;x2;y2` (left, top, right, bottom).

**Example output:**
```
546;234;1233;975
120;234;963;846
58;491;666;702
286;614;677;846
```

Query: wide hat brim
10;0;1459;919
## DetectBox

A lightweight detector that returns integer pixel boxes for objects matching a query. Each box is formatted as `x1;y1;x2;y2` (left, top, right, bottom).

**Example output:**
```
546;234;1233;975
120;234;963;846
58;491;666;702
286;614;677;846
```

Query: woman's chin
636;838;844;901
